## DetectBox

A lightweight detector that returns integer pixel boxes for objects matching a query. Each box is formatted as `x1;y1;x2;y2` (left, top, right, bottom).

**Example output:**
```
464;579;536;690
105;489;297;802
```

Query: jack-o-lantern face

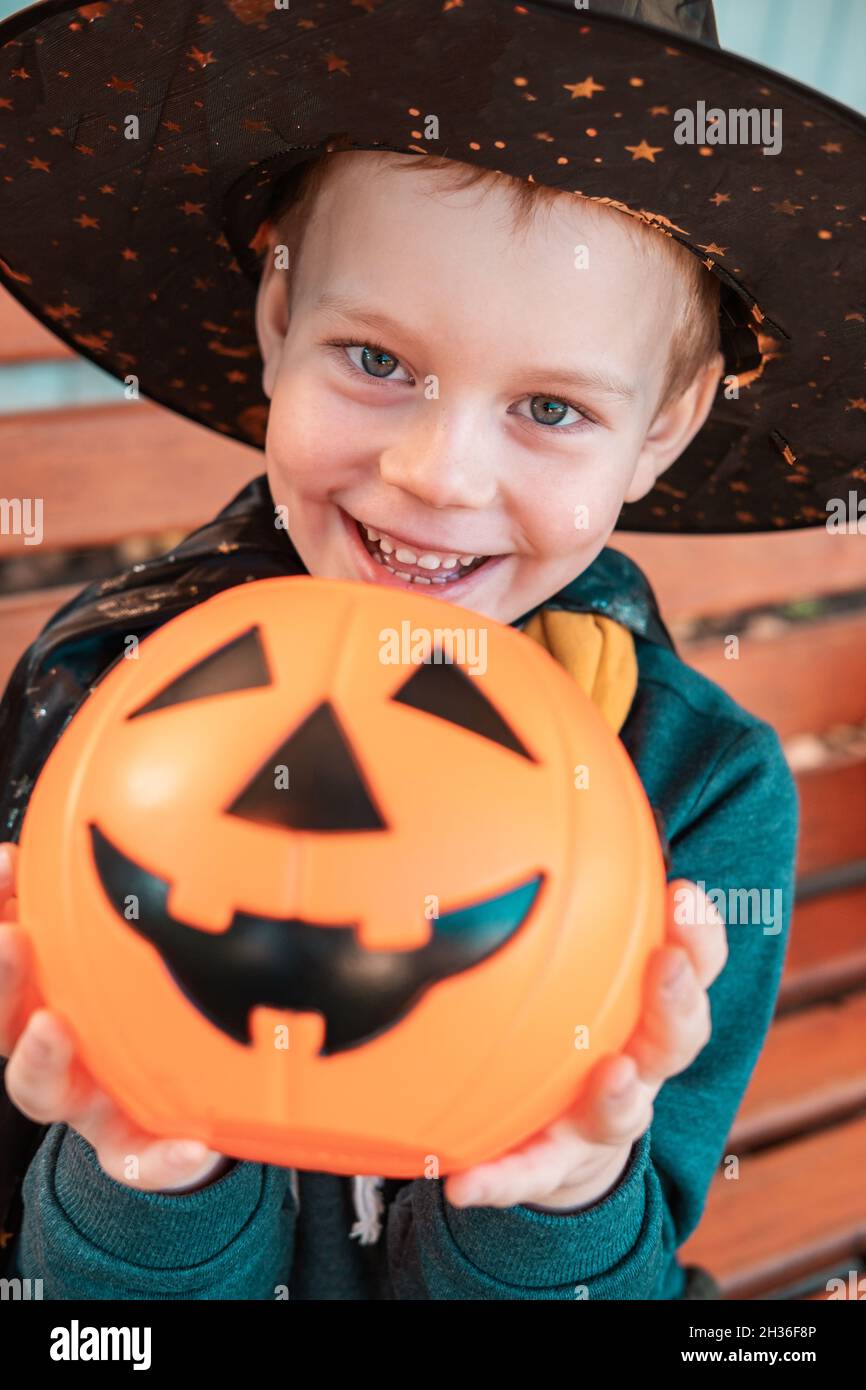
19;577;664;1177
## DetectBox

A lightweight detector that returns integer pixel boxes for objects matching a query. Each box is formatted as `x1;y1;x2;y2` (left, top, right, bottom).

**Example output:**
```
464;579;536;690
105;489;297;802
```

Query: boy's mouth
347;511;492;587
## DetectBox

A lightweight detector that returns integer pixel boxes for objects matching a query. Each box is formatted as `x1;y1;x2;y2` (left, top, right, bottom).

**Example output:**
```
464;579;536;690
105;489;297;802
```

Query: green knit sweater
7;484;799;1300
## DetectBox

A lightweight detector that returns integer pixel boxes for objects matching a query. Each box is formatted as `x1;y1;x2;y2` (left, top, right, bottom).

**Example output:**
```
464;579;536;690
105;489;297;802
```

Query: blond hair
267;144;721;414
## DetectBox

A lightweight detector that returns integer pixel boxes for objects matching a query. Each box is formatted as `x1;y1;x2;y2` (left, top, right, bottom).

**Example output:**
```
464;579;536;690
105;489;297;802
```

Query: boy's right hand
0;843;234;1194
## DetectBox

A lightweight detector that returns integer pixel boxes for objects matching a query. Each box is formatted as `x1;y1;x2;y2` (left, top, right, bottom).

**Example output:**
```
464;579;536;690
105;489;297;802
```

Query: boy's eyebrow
315;292;638;404
517;364;638;404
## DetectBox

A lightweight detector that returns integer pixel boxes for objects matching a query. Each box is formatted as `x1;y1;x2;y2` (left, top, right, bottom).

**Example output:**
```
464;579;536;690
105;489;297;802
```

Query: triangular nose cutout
226;701;387;832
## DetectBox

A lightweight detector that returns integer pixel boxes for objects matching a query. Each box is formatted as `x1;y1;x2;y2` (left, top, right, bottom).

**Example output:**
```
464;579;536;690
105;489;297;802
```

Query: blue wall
715;0;864;116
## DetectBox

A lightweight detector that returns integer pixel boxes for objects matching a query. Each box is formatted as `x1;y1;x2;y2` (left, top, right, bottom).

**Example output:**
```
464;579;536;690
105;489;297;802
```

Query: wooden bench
3;289;866;1300
613;536;866;1300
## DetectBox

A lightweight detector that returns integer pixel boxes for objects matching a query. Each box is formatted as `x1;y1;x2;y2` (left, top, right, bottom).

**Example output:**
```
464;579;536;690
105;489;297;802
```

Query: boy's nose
378;410;498;511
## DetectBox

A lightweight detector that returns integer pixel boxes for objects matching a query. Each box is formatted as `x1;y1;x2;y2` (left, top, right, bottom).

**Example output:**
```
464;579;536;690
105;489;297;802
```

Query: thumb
666;877;701;927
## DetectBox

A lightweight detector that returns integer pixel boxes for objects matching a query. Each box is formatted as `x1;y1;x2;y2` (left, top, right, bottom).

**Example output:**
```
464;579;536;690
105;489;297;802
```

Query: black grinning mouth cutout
89;823;543;1055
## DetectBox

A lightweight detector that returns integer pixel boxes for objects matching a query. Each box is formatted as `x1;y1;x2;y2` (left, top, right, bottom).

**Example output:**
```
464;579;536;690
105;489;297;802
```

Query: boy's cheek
540;460;637;550
525;495;622;561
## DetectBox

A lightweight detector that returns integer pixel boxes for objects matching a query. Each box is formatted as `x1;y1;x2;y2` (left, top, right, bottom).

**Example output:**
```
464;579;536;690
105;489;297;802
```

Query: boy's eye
344;342;413;382
514;395;586;429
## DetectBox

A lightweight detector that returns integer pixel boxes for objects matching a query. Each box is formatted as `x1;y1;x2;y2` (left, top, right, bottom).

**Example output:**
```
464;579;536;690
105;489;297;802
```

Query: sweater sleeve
382;722;799;1299
14;1123;297;1300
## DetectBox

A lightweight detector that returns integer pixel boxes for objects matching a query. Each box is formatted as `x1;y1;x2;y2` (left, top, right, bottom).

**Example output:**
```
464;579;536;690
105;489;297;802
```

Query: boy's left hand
444;879;727;1213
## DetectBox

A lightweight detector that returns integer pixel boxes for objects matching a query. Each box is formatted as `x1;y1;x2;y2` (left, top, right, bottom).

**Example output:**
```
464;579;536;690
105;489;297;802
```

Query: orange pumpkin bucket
17;576;665;1176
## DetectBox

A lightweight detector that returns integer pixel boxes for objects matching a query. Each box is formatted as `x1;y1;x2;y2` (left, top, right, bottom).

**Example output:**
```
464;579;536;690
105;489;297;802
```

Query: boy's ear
255;228;291;401
625;350;725;503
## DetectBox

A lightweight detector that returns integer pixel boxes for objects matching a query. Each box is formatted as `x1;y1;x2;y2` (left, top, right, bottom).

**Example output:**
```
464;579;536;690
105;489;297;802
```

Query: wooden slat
680;1114;866;1298
781;886;866;1008
0;403;260;552
0;395;862;597
729;991;866;1150
0;586;82;694
796;761;866;878
804;1277;863;1299
680;611;866;739
614;530;866;625
0;290;73;363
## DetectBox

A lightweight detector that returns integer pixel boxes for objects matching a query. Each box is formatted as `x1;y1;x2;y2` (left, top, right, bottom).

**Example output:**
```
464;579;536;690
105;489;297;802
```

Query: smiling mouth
352;516;492;586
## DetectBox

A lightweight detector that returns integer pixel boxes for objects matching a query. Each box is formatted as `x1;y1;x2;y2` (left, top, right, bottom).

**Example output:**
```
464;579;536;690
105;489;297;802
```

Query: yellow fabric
521;608;638;735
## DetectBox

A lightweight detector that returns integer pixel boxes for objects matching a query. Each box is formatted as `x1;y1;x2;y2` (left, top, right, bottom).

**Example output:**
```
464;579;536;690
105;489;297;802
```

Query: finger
444;1129;578;1209
0;923;42;1057
91;1117;215;1193
627;947;712;1091
667;879;728;989
4;1008;91;1123
444;1054;654;1208
570;1053;655;1147
5;1009;220;1191
0;844;19;917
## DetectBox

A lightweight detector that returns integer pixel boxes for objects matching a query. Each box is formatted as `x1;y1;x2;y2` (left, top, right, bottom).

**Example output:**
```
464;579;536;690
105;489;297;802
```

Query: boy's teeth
363;523;474;569
359;518;487;581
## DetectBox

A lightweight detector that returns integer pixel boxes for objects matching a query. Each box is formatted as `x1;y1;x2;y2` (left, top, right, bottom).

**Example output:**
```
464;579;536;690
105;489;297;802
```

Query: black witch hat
0;0;863;531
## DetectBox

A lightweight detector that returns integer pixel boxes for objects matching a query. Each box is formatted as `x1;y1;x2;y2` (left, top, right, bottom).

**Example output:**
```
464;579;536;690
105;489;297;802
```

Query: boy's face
257;152;720;623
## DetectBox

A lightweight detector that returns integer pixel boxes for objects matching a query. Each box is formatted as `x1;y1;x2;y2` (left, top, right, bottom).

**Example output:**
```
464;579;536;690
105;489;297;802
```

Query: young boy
0;0;858;1299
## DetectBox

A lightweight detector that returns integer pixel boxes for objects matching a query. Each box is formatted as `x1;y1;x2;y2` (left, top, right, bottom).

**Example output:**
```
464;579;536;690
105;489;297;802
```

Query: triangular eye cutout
226;700;387;832
128;627;271;719
391;660;536;762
